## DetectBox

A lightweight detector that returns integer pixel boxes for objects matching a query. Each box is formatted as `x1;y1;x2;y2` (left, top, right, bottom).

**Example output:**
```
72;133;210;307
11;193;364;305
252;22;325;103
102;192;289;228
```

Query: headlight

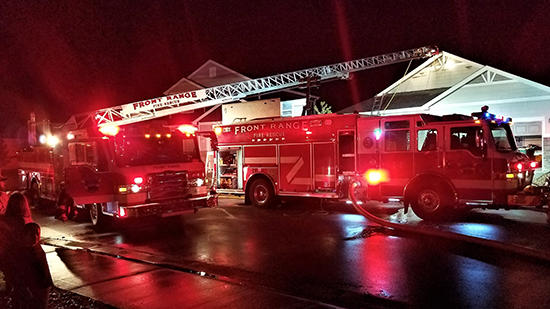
189;178;204;187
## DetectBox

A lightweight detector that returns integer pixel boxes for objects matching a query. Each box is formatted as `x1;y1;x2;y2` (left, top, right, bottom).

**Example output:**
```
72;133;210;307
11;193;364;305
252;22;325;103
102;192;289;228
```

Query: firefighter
55;182;77;222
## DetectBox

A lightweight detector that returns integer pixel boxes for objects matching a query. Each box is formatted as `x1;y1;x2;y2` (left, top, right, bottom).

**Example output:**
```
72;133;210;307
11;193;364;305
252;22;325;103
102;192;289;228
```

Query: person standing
0;172;9;215
0;192;35;307
12;222;53;309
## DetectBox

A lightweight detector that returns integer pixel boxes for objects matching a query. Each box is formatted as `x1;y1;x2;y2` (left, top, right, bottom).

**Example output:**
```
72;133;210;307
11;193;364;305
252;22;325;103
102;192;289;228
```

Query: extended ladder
94;46;438;128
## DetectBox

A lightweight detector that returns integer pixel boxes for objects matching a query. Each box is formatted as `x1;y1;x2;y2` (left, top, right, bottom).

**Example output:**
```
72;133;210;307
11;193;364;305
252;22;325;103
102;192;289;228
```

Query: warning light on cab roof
178;125;198;136
99;125;120;136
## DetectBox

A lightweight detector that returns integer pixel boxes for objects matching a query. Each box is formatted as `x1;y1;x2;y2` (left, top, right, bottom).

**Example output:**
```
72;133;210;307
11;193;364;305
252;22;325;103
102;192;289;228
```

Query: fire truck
17;46;440;225
213;107;543;221
17;114;216;228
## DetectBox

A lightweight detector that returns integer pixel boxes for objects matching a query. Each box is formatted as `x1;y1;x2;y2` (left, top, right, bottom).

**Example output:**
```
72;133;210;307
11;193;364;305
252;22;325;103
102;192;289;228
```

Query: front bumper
120;195;212;218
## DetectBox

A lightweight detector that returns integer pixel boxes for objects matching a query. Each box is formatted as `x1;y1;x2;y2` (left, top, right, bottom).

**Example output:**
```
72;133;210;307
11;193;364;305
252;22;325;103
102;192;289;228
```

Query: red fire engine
17;115;216;228
213;107;541;220
16;46;439;225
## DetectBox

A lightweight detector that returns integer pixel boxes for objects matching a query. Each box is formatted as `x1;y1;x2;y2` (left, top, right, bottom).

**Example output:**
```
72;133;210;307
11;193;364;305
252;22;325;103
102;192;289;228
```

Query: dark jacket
16;243;54;289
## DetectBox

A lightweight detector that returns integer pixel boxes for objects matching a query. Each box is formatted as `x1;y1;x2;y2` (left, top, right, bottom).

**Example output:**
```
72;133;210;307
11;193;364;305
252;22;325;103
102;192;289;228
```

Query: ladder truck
18;46;439;227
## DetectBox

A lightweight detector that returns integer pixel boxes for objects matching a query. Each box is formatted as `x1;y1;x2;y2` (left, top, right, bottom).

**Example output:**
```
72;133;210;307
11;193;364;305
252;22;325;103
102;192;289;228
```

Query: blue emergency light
472;106;512;124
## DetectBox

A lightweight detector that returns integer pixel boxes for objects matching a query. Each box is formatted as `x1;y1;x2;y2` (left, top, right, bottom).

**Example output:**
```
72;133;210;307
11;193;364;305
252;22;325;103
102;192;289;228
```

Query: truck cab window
490;125;516;152
418;129;437;152
68;142;97;166
385;130;410;152
450;126;482;156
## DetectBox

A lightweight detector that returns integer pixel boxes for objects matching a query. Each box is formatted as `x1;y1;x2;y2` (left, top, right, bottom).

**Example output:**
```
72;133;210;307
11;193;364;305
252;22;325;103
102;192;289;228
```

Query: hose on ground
348;181;550;263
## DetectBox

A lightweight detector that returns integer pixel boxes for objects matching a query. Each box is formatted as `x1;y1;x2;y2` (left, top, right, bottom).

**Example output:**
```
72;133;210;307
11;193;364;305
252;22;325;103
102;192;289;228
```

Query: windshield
490;124;517;152
113;126;199;167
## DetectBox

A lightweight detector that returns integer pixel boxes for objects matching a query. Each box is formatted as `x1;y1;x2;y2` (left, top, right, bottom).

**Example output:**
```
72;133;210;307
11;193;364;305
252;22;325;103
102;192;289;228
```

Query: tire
410;184;453;221
248;178;275;208
89;203;108;229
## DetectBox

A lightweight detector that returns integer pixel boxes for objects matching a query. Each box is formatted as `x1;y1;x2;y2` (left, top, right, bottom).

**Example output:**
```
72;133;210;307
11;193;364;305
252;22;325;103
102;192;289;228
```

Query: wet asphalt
33;198;550;308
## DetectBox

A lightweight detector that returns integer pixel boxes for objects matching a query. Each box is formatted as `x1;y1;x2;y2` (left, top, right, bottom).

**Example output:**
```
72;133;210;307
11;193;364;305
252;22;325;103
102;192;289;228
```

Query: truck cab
358;111;537;220
63;120;214;227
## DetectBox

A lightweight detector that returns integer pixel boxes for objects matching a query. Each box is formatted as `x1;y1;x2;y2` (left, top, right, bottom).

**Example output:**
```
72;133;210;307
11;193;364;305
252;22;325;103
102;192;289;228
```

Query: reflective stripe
286;156;304;183
244;157;276;164
315;175;336;182
280;156;300;164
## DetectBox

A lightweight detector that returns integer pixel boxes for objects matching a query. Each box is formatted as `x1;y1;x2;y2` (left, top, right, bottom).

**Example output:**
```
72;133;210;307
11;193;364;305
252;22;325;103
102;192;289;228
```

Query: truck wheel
90;203;108;229
248;178;275;208
410;184;453;221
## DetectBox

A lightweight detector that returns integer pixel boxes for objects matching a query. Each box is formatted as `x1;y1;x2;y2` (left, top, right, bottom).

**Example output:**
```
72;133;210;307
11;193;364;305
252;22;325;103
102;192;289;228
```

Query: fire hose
348;181;550;263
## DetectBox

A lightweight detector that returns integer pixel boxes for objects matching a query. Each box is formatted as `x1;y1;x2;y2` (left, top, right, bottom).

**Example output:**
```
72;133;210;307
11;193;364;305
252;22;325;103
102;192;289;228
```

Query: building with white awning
340;52;550;171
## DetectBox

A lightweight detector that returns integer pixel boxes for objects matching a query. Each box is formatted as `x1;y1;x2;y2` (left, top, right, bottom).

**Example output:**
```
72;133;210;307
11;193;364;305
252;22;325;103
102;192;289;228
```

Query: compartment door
279;144;312;192
314;143;336;189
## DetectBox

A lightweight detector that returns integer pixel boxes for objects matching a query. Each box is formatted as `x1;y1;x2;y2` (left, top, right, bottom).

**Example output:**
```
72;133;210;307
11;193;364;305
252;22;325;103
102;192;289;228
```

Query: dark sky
1;0;549;136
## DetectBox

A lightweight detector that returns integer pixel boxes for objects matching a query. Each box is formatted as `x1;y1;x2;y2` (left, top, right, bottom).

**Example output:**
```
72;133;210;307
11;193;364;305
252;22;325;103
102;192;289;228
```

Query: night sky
1;0;549;137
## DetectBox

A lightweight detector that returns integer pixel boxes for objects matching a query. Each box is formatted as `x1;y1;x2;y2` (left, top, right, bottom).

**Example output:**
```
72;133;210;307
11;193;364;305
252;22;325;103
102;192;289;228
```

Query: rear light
119;207;127;217
99;125;120;136
530;161;538;169
364;169;389;185
516;163;523;171
214;127;222;135
133;177;143;184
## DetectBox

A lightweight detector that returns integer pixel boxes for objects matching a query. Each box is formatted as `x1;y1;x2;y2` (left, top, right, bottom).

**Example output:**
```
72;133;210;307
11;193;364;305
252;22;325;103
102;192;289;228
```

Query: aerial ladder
90;46;438;129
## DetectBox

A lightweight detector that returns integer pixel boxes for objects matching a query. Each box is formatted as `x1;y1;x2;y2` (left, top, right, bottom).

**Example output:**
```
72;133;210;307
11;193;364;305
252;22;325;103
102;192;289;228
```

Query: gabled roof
164;60;312;103
163;77;204;95
339;51;550;116
187;60;251;88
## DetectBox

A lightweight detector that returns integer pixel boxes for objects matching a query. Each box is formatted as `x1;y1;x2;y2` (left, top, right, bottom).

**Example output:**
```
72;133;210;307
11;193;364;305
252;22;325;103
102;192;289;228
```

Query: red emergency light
516;163;523;171
133;177;143;184
99;125;120;136
530;161;538;169
364;169;389;185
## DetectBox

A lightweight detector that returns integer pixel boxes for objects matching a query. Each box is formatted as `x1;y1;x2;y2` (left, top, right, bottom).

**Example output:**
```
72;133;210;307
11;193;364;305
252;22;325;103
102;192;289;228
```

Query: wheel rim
253;184;269;205
417;189;441;213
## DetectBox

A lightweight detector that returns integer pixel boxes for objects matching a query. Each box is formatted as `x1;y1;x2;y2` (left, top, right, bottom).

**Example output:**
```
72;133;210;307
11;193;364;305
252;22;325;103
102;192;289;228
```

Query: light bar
99;125;120;136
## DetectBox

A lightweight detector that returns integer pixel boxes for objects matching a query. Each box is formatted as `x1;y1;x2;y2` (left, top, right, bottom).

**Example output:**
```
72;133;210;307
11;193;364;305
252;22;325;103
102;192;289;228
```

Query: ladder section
95;46;438;128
